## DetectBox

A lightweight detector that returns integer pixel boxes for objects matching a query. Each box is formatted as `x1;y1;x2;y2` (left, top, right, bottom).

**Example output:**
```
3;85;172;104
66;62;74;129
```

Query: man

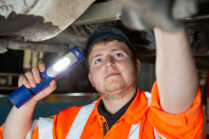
1;26;203;138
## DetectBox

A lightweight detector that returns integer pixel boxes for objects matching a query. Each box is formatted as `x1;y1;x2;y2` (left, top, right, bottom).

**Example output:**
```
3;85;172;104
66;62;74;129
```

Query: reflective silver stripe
154;128;167;139
66;101;96;139
26;119;38;139
128;121;141;139
144;91;151;107
39;117;54;139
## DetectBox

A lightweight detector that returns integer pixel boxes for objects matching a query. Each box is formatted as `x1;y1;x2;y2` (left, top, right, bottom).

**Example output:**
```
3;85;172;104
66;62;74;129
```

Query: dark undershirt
98;90;137;129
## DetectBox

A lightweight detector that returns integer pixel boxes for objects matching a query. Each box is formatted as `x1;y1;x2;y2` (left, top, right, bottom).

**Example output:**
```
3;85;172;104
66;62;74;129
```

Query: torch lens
53;57;71;72
46;52;78;78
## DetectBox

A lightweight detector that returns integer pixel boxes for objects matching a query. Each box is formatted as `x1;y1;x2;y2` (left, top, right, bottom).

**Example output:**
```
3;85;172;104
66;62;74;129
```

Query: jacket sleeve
0;116;54;139
0;105;82;139
148;81;204;139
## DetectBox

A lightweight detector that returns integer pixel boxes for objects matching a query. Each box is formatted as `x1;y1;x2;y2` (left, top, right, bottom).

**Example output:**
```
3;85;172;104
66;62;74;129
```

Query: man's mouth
105;72;120;79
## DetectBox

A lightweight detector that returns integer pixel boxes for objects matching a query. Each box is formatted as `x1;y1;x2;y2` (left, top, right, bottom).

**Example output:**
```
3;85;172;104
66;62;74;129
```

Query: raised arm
154;28;198;114
3;62;56;139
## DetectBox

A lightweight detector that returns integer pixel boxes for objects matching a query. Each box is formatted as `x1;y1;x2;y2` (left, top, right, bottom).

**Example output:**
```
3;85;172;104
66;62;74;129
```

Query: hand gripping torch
8;47;84;108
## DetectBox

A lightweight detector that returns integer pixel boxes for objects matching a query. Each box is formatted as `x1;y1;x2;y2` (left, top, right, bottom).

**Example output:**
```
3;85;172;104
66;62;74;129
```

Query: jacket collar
90;88;149;125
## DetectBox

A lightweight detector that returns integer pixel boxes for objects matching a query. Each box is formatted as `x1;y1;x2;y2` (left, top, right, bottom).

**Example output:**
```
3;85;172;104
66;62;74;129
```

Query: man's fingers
42;80;56;96
32;67;41;84
25;71;36;88
18;61;55;102
38;61;46;73
18;74;31;88
34;80;56;101
18;61;46;89
49;80;56;88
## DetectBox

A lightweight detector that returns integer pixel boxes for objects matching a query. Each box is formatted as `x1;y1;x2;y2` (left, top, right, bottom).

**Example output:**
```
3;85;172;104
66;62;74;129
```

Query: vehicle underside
0;0;209;94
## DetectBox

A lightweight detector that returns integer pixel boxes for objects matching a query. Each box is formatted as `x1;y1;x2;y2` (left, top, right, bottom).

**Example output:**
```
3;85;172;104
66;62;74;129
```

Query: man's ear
135;59;141;76
88;73;95;87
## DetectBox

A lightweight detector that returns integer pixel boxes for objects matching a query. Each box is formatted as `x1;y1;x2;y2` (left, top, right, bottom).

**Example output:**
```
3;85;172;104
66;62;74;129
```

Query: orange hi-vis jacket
0;82;204;139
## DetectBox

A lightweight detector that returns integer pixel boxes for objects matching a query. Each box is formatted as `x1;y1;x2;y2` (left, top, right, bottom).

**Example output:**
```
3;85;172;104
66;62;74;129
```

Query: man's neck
101;85;137;114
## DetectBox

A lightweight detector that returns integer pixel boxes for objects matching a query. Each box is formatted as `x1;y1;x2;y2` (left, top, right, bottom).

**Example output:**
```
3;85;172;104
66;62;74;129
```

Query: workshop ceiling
0;0;209;69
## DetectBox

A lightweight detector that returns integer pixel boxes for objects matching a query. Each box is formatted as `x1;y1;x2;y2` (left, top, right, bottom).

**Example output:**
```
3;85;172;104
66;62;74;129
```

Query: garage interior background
0;0;209;137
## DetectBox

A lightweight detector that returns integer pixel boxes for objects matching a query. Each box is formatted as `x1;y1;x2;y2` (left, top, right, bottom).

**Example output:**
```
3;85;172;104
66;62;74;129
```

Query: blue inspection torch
8;47;84;108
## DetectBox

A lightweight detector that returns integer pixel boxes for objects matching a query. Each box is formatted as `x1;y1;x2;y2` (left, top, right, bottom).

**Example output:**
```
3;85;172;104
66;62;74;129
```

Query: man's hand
116;0;197;32
18;61;57;103
3;62;56;139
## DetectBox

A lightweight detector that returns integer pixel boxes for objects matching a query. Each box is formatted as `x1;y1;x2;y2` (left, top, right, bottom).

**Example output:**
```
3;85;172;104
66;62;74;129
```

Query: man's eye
115;53;123;57
95;58;102;64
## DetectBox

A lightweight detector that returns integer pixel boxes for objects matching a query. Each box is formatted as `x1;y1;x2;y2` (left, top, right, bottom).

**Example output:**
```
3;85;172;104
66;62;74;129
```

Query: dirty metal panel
73;1;121;25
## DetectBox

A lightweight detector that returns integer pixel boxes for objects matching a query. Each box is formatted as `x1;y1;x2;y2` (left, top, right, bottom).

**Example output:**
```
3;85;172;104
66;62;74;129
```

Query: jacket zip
103;122;109;136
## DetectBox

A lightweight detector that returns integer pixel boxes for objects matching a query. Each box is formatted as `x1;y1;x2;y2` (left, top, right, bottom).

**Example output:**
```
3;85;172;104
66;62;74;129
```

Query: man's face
88;40;140;95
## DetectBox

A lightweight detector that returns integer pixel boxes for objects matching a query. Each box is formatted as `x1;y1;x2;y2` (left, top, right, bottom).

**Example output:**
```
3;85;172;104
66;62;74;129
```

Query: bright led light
53;57;71;72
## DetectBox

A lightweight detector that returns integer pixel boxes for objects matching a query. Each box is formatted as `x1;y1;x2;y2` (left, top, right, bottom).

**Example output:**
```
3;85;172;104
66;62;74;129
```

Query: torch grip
8;71;53;108
30;72;53;94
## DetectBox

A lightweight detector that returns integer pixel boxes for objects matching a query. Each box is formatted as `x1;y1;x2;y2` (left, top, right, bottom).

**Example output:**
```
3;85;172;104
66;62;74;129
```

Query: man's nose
105;56;115;67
